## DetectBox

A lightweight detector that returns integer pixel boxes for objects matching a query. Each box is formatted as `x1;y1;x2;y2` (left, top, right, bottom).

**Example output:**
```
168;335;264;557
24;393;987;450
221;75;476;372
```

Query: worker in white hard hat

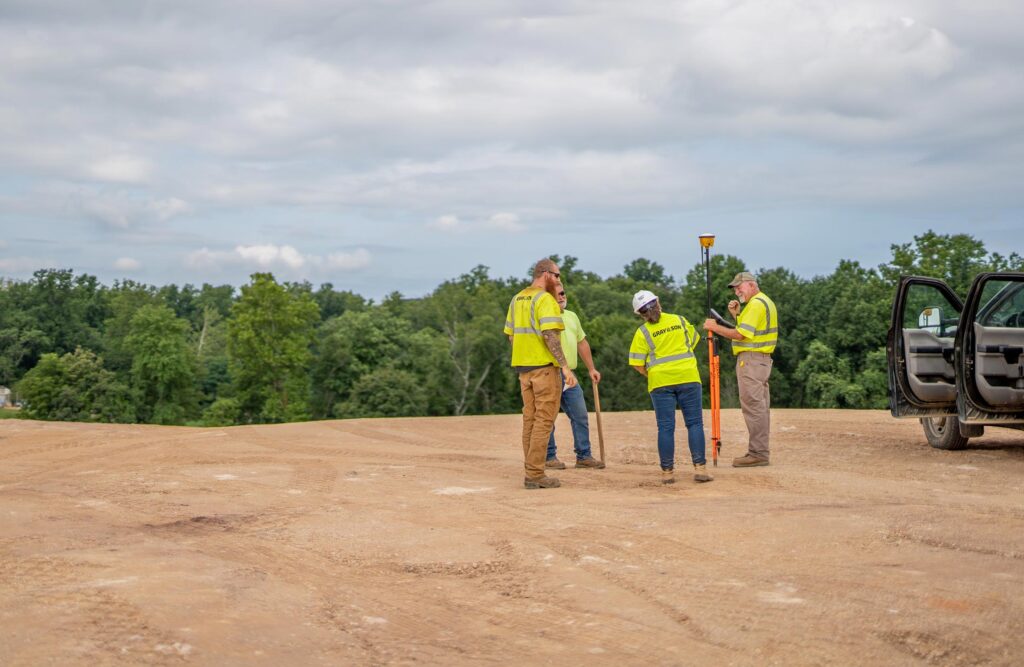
628;290;712;485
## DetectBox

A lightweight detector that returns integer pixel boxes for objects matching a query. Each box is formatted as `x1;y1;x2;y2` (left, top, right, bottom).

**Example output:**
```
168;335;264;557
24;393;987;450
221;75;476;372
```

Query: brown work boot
732;454;769;467
524;476;561;489
661;468;675;485
545;458;567;470
574;456;606;469
693;463;714;483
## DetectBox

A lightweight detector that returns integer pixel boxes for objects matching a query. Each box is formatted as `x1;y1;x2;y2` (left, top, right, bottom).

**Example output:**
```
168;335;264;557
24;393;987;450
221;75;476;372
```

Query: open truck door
887;276;965;448
955;272;1024;428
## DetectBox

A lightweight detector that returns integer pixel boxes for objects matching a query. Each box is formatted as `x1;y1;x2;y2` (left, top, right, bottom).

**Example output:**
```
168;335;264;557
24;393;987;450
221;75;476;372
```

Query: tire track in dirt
1;555;190;665
184;531;485;663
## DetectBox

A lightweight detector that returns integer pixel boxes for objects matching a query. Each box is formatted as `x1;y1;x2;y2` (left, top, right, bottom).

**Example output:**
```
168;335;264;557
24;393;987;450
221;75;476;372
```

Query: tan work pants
736;352;773;461
519;366;561;480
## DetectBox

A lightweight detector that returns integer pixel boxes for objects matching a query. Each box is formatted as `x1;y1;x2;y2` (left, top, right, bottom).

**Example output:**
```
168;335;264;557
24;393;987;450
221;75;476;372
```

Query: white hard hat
632;289;658;314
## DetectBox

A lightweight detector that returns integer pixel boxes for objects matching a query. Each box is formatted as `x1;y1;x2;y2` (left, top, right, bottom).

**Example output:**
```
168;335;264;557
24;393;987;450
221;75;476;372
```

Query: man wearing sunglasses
503;259;578;489
544;287;606;470
628;290;712;485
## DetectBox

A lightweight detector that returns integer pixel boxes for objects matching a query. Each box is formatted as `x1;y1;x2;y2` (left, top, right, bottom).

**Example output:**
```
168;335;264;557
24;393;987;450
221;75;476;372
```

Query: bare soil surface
2;409;1023;666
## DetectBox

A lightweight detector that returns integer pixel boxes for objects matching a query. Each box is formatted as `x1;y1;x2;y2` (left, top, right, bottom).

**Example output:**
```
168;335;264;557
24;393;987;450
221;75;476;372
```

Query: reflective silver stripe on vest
739;323;778;335
681;315;694;349
508;290;557;336
628;352;647;361
641;327;657;367
648;351;695;367
640;315;695;368
528;290;548;334
733;340;776;349
755;296;772;330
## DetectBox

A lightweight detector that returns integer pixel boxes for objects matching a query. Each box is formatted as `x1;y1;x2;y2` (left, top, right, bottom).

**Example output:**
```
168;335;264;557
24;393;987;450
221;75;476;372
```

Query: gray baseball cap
727;271;757;288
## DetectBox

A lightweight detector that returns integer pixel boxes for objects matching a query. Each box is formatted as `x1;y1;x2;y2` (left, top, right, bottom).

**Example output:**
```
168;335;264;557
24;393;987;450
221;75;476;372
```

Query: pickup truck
887;272;1024;448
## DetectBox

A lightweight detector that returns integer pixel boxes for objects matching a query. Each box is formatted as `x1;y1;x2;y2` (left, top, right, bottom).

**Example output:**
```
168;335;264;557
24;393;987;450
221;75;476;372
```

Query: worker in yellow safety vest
628;290;713;485
703;271;779;467
503;258;578;489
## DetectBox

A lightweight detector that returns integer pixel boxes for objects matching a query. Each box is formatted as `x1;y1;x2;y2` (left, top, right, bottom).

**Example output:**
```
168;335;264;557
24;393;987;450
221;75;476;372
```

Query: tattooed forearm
542;330;569;367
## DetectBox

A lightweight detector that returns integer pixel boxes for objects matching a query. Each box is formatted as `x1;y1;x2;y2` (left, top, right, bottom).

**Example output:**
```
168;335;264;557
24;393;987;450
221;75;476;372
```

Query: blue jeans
650;382;705;470
546;382;593;460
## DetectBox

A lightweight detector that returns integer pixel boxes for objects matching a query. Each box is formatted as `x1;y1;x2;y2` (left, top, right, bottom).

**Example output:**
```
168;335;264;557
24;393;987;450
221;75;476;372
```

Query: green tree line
1;231;1020;425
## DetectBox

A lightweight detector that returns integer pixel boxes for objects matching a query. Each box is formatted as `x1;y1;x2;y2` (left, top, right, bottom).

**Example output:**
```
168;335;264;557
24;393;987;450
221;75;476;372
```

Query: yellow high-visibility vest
628;313;701;392
503;287;564;367
732;292;778;355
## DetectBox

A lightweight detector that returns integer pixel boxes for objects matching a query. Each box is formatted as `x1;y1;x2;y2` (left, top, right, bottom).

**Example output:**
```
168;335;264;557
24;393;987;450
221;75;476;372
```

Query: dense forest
1;231;1020;425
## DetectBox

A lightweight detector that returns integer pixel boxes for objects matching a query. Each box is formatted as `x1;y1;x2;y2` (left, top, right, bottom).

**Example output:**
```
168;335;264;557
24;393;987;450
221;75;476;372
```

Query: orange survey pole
699;234;722;466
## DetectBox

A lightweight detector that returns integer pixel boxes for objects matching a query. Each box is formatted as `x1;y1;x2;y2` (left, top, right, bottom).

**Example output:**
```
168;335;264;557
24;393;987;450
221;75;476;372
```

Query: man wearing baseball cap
703;271;779;467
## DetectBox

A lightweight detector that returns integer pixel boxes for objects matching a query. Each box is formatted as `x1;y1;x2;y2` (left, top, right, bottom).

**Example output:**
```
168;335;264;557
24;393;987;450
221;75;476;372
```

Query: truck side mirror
919;306;942;332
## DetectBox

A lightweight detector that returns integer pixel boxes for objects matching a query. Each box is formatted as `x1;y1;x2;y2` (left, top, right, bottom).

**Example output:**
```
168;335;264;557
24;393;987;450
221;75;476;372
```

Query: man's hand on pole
578;340;600;384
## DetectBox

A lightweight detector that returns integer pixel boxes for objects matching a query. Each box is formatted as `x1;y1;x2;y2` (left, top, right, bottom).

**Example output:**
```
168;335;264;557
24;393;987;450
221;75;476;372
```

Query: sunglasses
639;302;656;314
544;270;561;279
557;291;565;297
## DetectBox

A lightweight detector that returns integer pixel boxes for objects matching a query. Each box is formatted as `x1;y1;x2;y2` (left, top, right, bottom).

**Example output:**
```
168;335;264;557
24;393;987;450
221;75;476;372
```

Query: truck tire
920;417;969;450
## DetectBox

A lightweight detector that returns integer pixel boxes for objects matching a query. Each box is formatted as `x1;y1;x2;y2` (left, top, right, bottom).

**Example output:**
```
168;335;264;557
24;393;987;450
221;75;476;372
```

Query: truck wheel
920;417;969;450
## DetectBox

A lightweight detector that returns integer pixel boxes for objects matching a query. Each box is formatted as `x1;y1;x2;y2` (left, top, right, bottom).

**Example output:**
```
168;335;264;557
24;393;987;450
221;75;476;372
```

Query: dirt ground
1;409;1023;666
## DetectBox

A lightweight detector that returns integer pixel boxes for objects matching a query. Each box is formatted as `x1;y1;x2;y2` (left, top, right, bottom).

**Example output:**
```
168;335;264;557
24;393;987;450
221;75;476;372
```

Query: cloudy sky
1;0;1021;298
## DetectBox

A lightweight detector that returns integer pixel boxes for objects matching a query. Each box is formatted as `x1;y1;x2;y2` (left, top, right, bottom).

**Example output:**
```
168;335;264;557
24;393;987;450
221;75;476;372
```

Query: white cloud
0;1;1021;293
429;214;461;231
0;256;55;273
235;244;306;269
326;248;371;270
87;155;153;184
185;244;371;274
152;197;191;221
426;211;525;234
113;257;141;271
485;212;524;233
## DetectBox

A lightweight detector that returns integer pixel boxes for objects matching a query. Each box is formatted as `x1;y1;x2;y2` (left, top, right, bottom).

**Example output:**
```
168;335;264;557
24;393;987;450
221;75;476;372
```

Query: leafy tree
227;273;319;422
794;341;865;408
424;267;510;415
201;397;241;426
880;230;1016;297
0;322;49;387
337;368;428;418
17;348;135;422
313;283;367;321
854;348;889;409
622;258;674;287
103;280;161;375
124;304;198;424
312;308;454;418
159;283;200;325
820;260;891;371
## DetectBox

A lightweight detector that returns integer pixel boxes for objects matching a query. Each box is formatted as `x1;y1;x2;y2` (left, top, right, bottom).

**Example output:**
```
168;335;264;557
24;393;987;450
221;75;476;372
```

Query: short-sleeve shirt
732;292;778;356
503;287;565;367
560;309;585;370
